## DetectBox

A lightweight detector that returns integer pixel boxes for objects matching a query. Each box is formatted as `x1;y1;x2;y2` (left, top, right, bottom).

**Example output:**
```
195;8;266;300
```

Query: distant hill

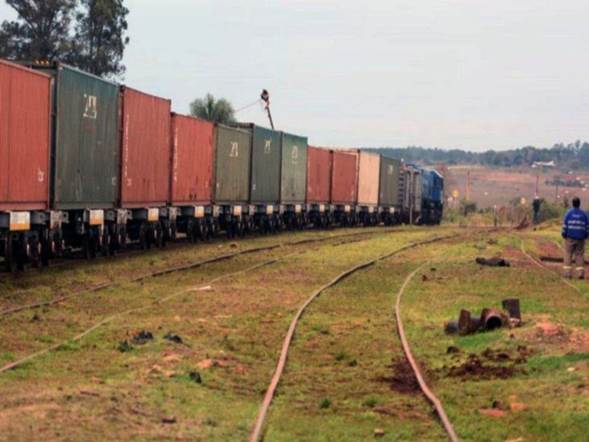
366;141;589;170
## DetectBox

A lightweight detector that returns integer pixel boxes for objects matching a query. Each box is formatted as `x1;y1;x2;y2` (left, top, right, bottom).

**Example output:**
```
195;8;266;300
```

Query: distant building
531;160;555;168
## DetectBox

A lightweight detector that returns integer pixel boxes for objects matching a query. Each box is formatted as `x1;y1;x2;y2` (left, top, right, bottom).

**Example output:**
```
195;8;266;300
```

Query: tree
70;0;129;78
0;0;77;60
190;94;236;124
0;0;129;78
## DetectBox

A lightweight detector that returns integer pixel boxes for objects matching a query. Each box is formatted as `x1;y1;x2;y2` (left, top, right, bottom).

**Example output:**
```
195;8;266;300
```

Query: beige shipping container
356;151;381;206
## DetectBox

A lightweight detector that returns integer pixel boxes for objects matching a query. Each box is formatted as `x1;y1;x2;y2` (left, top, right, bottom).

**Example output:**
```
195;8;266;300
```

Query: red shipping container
0;60;51;211
170;114;215;205
331;149;358;204
306;146;332;204
120;87;172;208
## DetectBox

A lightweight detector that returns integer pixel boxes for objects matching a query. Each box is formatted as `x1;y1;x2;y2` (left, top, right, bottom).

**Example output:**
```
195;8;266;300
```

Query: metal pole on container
261;89;274;130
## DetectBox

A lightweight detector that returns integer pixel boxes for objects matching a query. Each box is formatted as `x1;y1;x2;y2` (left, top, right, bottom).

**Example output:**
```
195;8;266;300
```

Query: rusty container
170;114;215;205
331;149;358;204
214;124;252;204
306;146;332;204
356;150;380;206
120;87;172;208
0;60;51;211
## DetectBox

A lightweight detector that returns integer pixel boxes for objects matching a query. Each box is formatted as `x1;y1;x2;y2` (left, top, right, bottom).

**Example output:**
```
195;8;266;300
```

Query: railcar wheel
139;224;148;250
4;236;17;273
29;237;41;269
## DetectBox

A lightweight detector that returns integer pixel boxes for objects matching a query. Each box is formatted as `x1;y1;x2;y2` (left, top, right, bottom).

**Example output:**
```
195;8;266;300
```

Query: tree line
369;141;589;169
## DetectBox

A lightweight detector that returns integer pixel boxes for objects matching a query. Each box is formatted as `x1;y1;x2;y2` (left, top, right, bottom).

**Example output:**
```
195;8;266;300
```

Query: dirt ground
444;165;589;208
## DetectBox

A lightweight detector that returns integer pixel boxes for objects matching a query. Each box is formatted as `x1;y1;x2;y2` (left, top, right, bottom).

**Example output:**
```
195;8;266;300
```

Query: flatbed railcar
0;59;444;272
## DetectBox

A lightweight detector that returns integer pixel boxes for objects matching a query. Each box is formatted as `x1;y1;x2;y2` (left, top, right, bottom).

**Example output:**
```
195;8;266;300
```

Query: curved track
248;234;458;442
394;264;459;442
0;228;395;318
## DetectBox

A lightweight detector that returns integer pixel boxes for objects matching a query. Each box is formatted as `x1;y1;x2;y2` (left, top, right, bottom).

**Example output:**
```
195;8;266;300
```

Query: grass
0;225;587;441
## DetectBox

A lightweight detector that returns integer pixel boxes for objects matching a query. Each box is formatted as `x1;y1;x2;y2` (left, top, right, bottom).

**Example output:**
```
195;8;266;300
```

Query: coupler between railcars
253;204;280;235
104;209;130;255
333;204;358;227
357;205;379;227
220;205;254;238
178;205;219;242
280;204;307;231
307;203;333;229
127;208;167;250
380;207;401;226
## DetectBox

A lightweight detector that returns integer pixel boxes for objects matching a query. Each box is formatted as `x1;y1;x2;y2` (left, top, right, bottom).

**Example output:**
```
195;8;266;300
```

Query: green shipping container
280;132;308;204
214;124;252;204
33;63;120;210
379;156;403;207
249;125;282;204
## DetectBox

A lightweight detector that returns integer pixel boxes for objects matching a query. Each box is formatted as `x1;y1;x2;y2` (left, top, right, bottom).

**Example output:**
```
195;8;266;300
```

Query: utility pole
465;170;471;202
260;89;274;129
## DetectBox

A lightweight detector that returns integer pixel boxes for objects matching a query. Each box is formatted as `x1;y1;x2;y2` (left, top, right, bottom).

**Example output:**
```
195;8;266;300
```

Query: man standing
533;196;541;225
562;197;589;279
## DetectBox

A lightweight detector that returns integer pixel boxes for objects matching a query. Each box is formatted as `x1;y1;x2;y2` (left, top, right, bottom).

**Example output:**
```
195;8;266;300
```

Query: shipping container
280;132;308;204
170;114;215;205
403;165;422;213
331;150;358;205
246;124;282;204
306;146;332;204
30;63;120;210
0;61;51;211
214;124;252;204
120;87;172;208
379;156;403;207
356;150;380;206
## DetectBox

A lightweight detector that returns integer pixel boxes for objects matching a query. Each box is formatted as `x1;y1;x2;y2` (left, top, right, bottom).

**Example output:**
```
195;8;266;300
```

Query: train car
170;113;216;241
120;86;173;249
0;61;53;270
356;150;380;225
214;124;253;237
242;123;282;232
27;61;122;258
378;156;404;225
306;146;333;227
403;164;422;224
421;169;444;225
331;149;358;226
280;132;308;228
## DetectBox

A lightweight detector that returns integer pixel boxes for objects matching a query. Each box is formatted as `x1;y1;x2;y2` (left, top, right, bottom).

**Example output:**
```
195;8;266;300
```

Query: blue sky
2;0;588;150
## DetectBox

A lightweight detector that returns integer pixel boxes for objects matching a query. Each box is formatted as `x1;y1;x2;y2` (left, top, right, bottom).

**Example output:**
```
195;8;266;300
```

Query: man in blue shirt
562;197;589;279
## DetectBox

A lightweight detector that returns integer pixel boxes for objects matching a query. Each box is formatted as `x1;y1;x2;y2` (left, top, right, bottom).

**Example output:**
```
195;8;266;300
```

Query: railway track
248;233;465;442
0;227;418;374
519;236;584;294
394;264;459;442
0;227;398;318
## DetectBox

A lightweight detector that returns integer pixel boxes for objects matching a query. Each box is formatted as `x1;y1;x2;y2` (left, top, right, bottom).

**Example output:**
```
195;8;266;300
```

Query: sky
2;0;589;151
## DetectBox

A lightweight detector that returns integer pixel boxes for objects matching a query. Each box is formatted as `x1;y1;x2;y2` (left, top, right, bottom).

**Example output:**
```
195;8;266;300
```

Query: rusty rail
0;229;393;318
519;238;582;294
394;264;460;442
0;229;403;374
248;234;457;442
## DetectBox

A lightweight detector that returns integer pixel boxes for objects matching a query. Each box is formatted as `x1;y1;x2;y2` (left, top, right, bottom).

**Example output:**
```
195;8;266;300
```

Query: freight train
0;59;444;271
